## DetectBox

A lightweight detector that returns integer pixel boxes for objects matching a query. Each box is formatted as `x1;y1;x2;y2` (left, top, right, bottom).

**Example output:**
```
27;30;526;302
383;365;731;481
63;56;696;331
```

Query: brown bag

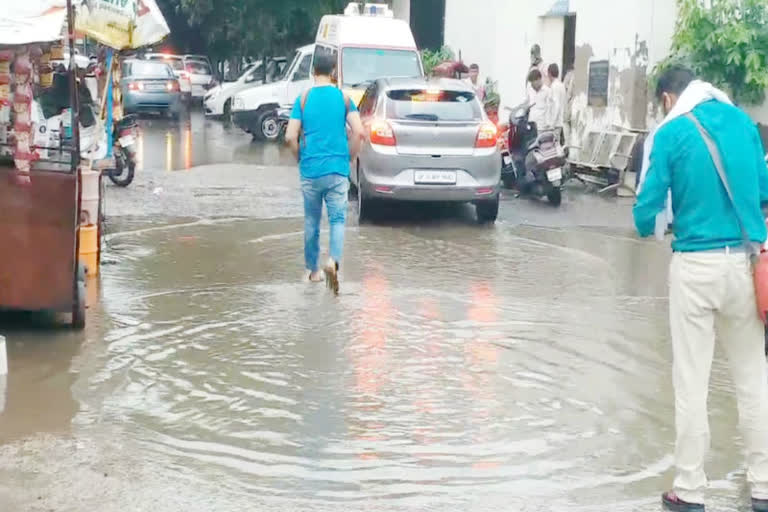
686;113;768;324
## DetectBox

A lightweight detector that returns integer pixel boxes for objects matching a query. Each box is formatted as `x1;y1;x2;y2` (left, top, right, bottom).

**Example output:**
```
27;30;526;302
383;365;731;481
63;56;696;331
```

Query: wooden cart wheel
72;265;86;330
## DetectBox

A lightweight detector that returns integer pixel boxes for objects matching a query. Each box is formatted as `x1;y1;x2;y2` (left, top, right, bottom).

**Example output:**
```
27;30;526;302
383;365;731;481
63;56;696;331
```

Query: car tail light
475;122;498;148
167;80;180;92
128;82;143;91
370;120;396;146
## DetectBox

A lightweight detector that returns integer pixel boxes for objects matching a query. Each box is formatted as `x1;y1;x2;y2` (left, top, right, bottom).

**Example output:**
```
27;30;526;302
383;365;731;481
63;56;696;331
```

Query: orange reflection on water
165;131;173;171
349;268;394;461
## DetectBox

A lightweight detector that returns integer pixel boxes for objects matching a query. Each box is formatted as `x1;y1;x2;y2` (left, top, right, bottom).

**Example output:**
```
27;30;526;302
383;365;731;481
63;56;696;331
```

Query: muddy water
0;215;755;510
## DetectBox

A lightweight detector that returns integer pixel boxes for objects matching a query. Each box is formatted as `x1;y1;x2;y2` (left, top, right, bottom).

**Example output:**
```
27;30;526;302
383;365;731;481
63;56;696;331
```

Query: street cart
0;2;90;328
0;1;170;329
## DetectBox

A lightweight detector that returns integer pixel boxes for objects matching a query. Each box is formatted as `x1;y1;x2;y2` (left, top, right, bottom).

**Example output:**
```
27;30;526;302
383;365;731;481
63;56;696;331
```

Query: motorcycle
105;114;138;187
276;106;291;142
500;102;567;206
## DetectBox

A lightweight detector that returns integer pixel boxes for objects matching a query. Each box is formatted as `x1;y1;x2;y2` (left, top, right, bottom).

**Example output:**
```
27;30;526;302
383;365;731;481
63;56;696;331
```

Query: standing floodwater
0;113;755;511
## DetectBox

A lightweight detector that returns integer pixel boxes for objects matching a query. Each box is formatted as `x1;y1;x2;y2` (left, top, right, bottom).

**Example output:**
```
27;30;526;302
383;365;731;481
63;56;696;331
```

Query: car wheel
476;195;500;224
547;187;562;207
502;176;516;190
259;111;280;141
357;171;372;224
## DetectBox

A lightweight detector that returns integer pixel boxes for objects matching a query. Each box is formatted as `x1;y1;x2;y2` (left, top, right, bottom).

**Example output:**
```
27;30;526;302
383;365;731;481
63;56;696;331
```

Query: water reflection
1;216;756;510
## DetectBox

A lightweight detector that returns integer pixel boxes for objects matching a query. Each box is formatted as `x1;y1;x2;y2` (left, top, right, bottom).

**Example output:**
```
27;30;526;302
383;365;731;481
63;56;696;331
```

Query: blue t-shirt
290;85;357;179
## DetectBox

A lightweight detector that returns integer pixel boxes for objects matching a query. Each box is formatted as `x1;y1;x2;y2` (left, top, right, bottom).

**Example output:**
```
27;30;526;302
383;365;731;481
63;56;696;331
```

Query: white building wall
443;0;677;145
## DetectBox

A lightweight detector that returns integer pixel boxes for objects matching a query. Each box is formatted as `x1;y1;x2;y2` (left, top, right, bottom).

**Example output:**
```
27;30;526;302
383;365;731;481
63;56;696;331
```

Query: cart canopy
0;1;170;49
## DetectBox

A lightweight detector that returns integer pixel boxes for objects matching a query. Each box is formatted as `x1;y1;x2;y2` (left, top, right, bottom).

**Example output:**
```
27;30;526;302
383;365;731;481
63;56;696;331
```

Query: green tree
660;0;768;105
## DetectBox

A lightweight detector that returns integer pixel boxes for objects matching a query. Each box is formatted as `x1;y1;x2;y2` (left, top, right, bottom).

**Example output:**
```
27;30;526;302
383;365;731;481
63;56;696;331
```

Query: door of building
409;0;445;51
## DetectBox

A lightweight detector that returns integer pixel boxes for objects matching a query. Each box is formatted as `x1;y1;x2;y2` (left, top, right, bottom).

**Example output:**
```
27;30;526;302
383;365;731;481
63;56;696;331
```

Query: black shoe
753;498;768;512
662;491;705;511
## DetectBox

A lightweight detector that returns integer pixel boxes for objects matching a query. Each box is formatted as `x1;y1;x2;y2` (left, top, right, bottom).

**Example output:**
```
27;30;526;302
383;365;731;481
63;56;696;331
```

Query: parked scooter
276;106;291;142
106;115;138;187
500;103;566;206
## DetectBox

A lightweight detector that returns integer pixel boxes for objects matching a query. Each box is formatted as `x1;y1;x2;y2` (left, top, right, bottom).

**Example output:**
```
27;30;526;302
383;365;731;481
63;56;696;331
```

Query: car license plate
119;135;135;147
145;83;165;91
547;167;563;182
415;170;457;184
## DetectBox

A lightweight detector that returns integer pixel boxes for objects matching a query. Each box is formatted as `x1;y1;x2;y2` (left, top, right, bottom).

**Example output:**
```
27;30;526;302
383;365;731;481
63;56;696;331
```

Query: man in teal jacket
634;66;768;512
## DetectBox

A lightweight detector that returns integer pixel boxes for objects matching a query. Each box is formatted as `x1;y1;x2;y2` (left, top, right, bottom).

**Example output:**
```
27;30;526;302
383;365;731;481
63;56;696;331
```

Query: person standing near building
633;66;768;512
529;44;549;86
548;63;566;144
285;53;364;294
526;69;554;130
562;63;576;144
466;63;485;102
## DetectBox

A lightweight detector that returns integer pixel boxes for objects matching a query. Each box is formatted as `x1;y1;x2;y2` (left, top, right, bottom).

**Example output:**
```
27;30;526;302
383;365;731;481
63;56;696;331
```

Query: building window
588;60;609;107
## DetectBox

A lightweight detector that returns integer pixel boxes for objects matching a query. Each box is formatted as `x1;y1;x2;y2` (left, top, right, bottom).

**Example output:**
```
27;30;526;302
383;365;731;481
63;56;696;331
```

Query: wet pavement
0;110;756;511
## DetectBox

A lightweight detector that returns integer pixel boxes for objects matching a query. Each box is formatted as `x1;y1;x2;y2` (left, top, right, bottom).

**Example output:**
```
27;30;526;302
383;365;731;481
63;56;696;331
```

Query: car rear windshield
147;56;184;71
129;61;174;78
385;89;481;121
186;61;212;75
341;48;421;88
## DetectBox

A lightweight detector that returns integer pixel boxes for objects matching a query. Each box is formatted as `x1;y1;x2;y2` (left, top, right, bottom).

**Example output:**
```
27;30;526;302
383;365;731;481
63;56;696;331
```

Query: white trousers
670;251;768;503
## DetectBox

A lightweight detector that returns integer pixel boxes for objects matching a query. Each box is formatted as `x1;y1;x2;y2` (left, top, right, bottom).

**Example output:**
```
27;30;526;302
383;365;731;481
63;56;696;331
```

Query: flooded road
0;111;754;511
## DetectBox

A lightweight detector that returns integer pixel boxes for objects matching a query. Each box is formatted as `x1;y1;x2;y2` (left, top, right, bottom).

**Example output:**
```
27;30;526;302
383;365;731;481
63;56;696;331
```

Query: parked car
353;77;501;223
120;60;183;119
145;53;192;102
183;57;217;101
184;54;215;75
204;57;287;120
232;44;314;140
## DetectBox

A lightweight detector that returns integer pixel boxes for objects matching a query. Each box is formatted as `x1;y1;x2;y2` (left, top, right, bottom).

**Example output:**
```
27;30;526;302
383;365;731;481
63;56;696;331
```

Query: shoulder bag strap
685;112;758;263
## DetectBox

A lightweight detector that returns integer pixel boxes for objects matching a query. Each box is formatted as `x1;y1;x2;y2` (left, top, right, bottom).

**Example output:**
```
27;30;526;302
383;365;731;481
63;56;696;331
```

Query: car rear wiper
404;113;439;121
348;80;373;89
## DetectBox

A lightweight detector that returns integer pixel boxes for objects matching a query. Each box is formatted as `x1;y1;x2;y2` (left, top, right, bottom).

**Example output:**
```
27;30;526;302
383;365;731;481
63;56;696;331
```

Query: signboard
75;0;169;49
588;60;610;107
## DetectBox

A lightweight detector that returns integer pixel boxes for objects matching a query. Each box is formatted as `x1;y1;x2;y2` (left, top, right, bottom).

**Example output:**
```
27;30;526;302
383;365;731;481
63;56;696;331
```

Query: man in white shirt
548;63;567;144
466;63;485;102
527;69;554;130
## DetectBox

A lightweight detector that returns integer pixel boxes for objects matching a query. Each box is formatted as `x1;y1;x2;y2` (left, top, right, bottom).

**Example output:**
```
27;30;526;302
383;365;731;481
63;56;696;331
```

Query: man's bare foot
308;270;323;282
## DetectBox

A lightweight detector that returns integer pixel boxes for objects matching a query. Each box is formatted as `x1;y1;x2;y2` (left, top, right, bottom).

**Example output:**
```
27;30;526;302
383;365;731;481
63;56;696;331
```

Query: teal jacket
633;100;768;251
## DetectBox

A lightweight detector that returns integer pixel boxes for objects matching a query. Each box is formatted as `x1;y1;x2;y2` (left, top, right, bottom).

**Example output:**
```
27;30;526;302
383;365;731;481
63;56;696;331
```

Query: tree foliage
660;0;768;105
155;0;349;63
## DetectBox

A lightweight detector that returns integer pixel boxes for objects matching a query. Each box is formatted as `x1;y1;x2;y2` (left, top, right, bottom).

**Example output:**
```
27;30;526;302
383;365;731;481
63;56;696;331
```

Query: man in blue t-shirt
285;53;364;294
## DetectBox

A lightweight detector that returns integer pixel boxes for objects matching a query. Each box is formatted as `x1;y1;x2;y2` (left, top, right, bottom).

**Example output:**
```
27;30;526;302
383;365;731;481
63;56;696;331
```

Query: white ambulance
231;3;422;140
314;2;423;106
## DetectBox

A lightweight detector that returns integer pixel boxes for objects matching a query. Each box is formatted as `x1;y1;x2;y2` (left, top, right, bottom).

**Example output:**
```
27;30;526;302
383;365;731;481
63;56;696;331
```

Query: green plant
484;77;500;111
420;46;455;75
656;0;768;105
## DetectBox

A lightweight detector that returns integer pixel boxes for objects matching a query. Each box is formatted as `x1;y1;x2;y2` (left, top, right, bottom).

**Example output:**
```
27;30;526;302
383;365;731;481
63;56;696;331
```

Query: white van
314;2;423;106
232;44;314;140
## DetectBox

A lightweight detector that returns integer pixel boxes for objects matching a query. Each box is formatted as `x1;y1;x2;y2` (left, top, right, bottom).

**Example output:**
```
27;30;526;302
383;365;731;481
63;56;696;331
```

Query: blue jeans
301;174;349;272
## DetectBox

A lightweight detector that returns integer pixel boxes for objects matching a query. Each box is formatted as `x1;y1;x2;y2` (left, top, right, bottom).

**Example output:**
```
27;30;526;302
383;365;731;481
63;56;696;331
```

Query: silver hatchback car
353;77;501;223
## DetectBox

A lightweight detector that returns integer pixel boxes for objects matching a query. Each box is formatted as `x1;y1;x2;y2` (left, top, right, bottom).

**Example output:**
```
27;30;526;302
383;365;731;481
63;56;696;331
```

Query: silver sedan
353;77;501;223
